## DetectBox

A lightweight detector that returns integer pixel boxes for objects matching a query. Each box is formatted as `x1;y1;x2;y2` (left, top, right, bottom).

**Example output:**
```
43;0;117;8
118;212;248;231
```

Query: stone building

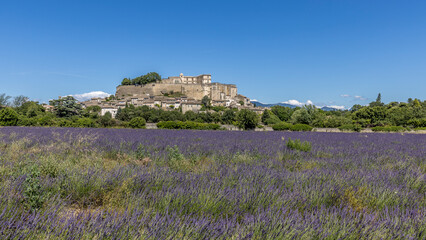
101;107;118;118
181;101;202;113
116;73;238;102
162;73;211;84
81;73;254;118
42;104;54;112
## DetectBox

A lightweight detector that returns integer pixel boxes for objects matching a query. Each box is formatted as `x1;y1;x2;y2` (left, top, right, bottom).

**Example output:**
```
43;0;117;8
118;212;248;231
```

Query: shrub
343;186;376;213
338;124;362;132
290;124;313;131
212;106;226;112
323;115;352;128
135;144;150;160
0;107;19;126
236;109;259;130
166;145;186;170
56;118;75;127
371;126;406;132
262;110;282;125
36;114;57;126
353;118;371;128
17;117;38;126
99;112;116;127
167;145;185;162
23;165;44;212
157;121;221;130
157;121;180;129
264;115;281;125
286;137;312;152
76;117;97;128
129;117;146;129
272;122;292;131
408;118;426;128
273;123;313;131
290;108;312;125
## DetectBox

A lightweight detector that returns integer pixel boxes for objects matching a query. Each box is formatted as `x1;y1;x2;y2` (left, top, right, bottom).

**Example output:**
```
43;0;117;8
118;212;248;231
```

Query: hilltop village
82;73;262;118
1;72;424;132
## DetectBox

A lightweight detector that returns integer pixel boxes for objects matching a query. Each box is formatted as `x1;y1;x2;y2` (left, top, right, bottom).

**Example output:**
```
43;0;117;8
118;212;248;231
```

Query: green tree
221;109;236;124
211;112;222;123
49;96;82;118
128;72;161;85
36;113;57;126
386;106;413;126
0;93;11;107
82;105;101;118
236;109;259;130
26;104;42;118
16;101;44;118
159;110;185;122
260;109;281;125
143;72;161;84
88;105;101;112
323;115;352;128
76;117;97;128
129;117;146;128
184;111;198;121
353;106;387;126
261;109;270;124
98;112;115;127
376;93;382;103
12;95;29;107
135;106;153;122
115;105;135;121
198;112;214;123
271;106;293;122
105;95;116;101
290;108;312;124
387;102;399;108
412;99;421;108
212;106;226;112
201;95;211;109
370;93;384;107
311;112;326;127
0;107;19;126
121;78;131;85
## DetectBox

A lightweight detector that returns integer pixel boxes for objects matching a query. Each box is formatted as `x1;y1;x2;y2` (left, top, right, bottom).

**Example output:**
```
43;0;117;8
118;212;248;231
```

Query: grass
286;137;312;152
371;126;407;132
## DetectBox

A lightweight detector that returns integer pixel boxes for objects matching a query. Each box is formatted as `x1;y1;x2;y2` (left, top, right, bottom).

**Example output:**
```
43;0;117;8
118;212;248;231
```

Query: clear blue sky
1;0;425;108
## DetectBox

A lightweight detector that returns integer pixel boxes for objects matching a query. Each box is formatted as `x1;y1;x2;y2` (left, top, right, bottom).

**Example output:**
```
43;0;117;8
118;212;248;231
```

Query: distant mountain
251;100;343;111
250;101;296;108
320;106;340;111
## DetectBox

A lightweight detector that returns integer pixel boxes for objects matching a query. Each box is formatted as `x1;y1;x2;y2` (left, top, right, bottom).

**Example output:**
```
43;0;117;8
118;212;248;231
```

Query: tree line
0;94;258;130
121;72;161;85
261;94;426;131
0;93;425;131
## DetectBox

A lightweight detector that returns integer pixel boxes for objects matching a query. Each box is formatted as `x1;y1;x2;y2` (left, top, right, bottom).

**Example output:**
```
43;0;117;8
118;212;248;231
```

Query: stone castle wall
116;82;237;101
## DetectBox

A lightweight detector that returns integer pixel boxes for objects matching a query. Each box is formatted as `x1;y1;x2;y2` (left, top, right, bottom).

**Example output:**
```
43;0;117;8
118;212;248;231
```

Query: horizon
1;1;425;108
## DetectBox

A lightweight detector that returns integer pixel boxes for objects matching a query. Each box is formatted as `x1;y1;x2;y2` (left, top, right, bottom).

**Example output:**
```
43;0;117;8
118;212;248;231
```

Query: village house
42;104;55;112
181;101;203;113
80;73;256;118
101;107;118;118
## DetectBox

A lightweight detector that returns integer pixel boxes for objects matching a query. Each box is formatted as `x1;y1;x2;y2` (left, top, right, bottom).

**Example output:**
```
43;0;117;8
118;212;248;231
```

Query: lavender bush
0;127;425;239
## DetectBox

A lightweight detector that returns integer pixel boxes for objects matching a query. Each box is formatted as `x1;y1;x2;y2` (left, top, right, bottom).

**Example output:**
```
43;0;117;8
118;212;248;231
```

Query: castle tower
179;73;184;83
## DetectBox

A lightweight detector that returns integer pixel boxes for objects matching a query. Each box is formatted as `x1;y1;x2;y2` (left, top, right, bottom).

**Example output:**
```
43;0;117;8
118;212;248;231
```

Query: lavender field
0;127;425;239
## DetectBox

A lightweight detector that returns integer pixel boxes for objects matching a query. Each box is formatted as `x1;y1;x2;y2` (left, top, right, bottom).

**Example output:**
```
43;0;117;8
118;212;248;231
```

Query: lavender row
0;127;425;239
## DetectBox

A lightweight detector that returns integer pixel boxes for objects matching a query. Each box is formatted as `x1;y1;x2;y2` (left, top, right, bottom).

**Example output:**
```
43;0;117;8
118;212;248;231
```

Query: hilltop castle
116;73;239;102
83;73;257;117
